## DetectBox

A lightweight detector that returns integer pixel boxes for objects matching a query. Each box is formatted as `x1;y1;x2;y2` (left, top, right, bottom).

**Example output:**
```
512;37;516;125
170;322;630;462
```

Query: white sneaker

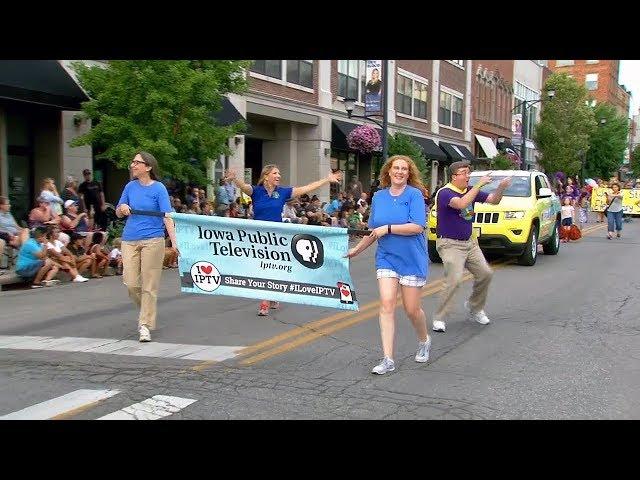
432;319;446;332
139;325;151;342
415;337;432;363
73;275;89;283
465;301;490;325
371;357;395;375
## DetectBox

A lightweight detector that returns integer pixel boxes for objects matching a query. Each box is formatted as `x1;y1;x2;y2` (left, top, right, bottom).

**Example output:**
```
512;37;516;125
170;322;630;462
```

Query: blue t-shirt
16;238;44;272
251;185;293;222
117;180;173;241
368;186;428;277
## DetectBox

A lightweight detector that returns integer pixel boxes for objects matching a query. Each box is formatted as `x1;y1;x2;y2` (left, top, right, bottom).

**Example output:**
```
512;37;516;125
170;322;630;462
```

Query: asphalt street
1;219;639;419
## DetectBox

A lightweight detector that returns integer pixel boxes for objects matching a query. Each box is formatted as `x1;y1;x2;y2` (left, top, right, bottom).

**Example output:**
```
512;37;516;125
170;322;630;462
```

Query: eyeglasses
131;160;148;166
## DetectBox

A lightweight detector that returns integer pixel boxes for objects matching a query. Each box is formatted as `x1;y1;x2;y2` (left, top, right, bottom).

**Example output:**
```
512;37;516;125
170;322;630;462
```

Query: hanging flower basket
347;124;381;154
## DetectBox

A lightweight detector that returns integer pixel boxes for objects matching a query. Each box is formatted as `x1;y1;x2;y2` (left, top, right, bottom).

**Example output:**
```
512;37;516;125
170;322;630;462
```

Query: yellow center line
239;262;514;366
197;224;606;370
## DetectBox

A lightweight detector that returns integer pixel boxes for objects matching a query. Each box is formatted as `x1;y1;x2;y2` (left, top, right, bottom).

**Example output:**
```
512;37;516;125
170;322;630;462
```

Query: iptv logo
291;234;324;269
337;282;353;304
190;261;222;292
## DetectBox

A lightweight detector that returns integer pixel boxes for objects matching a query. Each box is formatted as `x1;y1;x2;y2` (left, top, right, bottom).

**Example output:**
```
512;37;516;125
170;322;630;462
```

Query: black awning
213;97;245;127
332;119;382;151
458;145;476;161
410;135;448;161
0;60;89;110
439;141;475;162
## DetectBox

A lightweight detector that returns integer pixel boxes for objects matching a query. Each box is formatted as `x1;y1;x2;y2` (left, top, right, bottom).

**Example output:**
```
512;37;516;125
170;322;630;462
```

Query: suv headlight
430;209;437;218
504;211;526;219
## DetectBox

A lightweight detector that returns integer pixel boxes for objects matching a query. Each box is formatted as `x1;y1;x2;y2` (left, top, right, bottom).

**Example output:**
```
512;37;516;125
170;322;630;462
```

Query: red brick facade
395;60;432;134
472;60;514;156
549;60;630;116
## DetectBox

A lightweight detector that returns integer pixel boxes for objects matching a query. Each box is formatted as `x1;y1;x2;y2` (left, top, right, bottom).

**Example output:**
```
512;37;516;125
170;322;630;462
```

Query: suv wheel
428;240;442;263
517;226;538;266
542;220;560;255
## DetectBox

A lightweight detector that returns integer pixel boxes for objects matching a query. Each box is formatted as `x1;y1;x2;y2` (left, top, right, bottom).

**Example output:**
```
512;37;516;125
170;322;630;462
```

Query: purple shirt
436;184;489;240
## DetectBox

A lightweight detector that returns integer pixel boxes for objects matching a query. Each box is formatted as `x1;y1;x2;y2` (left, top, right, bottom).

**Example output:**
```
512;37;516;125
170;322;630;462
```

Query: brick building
471;60;514;161
224;60;476;199
549;60;631;117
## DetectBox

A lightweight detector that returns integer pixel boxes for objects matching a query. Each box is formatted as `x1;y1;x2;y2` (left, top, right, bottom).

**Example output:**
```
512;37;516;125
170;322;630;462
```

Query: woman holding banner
225;165;342;316
116;151;178;343
346;155;431;375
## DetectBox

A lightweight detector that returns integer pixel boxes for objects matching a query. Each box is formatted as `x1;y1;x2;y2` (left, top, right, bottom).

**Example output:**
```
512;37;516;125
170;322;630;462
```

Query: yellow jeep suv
427;170;562;266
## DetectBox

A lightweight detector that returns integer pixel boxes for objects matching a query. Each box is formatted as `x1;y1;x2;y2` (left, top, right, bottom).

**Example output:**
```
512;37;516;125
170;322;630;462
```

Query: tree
70;60;250;185
628;143;640;179
584;103;629;180
387;132;429;184
534;73;596;176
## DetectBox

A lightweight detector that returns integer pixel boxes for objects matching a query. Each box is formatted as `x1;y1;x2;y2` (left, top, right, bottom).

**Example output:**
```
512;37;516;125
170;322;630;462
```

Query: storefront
0;60;89;222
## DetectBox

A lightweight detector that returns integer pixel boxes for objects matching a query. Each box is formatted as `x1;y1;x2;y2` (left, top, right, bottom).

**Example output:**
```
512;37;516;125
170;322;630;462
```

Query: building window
448;60;465;68
586;60;599;64
338;60;366;102
555;60;574;67
439;90;463;129
396;74;428;119
585;73;598;90
287;60;313;88
251;60;282;79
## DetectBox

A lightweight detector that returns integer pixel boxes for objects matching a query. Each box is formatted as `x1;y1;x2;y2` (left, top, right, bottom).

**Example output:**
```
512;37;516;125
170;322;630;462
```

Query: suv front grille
474;212;499;223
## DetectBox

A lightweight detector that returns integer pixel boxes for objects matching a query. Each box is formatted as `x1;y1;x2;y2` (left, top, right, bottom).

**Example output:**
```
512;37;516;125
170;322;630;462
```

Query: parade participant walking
605;181;624;239
116;152;178;342
432;161;511;333
346;155;431;375
225;164;342;316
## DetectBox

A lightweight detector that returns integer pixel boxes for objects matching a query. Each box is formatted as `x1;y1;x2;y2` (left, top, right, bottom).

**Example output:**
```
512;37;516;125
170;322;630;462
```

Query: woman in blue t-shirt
225;164;342;316
346;155;431;375
116;151;178;343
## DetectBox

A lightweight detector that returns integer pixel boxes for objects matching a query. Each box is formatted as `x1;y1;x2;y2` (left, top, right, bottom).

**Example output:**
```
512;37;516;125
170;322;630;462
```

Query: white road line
0;389;119;420
97;395;197;420
0;335;243;362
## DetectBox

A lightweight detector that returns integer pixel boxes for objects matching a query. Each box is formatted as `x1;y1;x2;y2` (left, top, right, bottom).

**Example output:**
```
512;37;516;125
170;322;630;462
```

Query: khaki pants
435;237;493;319
122;237;165;330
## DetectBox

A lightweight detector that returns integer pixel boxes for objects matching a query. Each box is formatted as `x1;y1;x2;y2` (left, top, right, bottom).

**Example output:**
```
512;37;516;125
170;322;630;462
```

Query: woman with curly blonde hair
347;155;431;375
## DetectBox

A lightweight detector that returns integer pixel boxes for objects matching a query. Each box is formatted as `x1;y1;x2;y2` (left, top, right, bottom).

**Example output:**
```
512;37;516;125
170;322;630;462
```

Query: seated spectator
0;196;30;249
228;202;240;218
29;197;60;228
306;198;331;227
347;206;366;230
108;237;124;275
357;192;369;210
39;178;64;215
60;200;90;233
336;207;349;228
324;192;344;215
67;232;98;278
163;238;178;269
15;227;61;288
283;198;308;224
87;232;109;278
201;201;214;216
44;226;89;282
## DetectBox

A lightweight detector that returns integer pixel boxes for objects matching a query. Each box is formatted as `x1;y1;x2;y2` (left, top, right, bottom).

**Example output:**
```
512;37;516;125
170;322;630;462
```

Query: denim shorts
16;260;44;279
376;269;426;287
561;218;572;227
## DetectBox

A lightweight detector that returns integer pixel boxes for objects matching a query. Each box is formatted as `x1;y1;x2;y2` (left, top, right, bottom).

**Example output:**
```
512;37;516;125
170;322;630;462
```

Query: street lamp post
514;89;555;170
343;60;389;179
